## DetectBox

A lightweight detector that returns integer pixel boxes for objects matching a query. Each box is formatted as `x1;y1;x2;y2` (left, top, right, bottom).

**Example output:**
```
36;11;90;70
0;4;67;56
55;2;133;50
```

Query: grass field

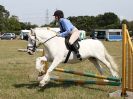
0;40;123;99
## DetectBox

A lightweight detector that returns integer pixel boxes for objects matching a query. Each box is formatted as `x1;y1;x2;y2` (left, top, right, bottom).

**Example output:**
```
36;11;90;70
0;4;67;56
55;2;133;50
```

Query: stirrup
76;54;82;61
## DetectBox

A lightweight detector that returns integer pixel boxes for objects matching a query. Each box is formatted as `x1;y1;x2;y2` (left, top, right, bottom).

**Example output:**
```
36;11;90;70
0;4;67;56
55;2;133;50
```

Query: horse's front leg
39;57;62;87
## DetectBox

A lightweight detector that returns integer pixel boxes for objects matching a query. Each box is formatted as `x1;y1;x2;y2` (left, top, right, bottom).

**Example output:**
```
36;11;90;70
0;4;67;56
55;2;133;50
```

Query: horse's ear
30;28;35;36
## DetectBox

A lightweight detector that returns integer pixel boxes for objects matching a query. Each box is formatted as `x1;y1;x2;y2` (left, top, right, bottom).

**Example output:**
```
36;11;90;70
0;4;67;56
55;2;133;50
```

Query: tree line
0;5;37;34
0;5;133;36
50;13;133;36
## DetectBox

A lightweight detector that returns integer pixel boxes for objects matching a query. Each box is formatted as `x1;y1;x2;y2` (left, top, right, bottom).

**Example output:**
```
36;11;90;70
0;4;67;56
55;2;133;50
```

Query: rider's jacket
59;18;75;37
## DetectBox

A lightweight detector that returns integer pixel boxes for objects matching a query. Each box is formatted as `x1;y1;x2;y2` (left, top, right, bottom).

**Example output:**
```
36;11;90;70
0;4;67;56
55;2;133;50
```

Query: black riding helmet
53;10;64;18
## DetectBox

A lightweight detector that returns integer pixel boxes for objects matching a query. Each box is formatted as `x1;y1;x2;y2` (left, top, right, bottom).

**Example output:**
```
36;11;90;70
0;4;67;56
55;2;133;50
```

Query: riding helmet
53;10;64;18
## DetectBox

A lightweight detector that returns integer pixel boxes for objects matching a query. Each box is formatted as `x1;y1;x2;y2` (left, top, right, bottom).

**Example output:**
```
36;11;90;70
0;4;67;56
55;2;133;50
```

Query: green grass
0;40;123;99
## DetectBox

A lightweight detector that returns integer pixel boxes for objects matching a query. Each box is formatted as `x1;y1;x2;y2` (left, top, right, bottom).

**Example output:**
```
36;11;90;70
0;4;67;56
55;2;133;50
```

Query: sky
0;0;133;26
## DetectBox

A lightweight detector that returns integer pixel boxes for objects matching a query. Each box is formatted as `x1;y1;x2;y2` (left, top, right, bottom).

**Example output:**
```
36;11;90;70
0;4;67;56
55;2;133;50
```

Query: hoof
113;73;119;78
39;80;49;87
39;83;45;87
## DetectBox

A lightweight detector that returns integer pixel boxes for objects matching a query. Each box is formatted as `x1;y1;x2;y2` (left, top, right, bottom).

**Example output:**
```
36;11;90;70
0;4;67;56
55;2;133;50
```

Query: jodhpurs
69;28;80;45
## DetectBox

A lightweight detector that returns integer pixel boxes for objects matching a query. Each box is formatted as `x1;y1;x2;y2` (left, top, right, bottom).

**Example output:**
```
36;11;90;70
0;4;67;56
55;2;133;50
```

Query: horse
27;28;119;87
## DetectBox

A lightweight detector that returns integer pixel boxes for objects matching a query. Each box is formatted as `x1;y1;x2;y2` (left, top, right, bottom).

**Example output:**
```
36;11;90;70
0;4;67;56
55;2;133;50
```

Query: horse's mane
30;27;57;37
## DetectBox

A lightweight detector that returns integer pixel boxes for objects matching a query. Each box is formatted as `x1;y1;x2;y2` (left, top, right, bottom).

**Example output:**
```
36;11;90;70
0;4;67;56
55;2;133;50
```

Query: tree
0;5;10;32
0;4;39;34
128;21;133;36
68;16;97;33
7;15;21;31
121;19;129;27
20;22;38;30
96;12;120;29
129;21;133;30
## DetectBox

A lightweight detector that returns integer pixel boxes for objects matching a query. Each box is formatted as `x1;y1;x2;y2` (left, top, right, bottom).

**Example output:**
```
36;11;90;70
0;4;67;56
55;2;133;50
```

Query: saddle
64;36;80;63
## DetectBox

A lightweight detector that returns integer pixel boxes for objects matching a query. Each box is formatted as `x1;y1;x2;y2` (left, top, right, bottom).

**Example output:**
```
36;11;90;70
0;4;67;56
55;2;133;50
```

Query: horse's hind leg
89;58;104;75
98;58;119;78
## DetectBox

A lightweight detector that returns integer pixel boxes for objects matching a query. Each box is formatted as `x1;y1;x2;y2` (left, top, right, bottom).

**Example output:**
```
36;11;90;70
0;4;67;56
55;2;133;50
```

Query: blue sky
0;0;133;26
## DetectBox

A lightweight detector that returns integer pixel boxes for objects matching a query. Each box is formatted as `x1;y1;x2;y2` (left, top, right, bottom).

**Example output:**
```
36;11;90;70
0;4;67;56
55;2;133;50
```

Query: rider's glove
56;33;61;37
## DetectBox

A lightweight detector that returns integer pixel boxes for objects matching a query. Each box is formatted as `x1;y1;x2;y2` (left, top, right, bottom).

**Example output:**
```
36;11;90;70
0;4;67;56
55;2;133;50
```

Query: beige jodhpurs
69;28;80;45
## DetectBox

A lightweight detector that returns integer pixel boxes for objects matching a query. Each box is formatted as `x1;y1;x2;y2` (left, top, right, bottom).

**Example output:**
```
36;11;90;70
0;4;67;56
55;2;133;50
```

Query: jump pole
50;77;121;86
54;68;120;82
18;49;43;52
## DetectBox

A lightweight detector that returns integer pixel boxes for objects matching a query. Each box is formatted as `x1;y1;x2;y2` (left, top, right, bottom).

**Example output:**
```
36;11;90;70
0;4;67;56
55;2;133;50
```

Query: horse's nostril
28;52;32;55
27;50;33;55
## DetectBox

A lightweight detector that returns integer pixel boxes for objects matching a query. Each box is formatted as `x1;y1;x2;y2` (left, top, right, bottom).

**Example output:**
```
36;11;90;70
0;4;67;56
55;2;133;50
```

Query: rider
53;10;82;60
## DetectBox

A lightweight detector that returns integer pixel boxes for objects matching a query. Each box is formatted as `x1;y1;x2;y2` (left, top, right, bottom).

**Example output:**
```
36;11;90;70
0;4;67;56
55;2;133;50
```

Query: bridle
28;33;57;52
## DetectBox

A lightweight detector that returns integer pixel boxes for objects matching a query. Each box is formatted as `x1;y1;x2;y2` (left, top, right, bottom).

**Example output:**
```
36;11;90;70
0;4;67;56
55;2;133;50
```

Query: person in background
53;10;82;60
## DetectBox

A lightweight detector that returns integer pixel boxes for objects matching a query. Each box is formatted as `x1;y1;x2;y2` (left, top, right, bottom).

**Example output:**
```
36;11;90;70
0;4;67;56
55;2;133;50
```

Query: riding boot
71;44;82;60
75;50;82;61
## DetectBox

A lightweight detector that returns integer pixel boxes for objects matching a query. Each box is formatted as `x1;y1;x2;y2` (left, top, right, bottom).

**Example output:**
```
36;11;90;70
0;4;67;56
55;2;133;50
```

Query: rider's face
54;16;59;21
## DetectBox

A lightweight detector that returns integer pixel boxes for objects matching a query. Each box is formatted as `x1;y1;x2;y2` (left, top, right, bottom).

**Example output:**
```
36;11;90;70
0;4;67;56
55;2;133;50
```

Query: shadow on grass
13;81;107;92
13;81;39;89
38;83;107;92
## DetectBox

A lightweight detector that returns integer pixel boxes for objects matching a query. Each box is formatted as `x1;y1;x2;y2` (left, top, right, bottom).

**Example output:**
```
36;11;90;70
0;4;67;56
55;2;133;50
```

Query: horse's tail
104;48;119;73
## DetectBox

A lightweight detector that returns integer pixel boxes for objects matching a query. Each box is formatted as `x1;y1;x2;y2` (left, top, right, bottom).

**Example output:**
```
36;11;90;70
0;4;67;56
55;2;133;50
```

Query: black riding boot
71;44;82;60
75;50;82;60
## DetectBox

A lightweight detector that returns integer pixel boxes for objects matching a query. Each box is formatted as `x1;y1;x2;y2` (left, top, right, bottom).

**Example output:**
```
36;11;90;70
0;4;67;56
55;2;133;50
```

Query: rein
32;34;57;49
43;35;57;44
